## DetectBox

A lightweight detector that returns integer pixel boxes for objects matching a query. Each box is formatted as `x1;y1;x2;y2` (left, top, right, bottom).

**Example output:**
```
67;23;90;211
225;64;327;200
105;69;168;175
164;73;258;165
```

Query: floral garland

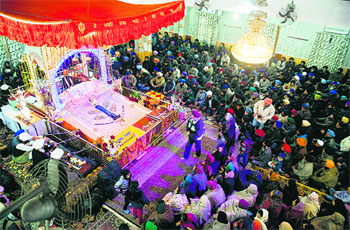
100;135;121;158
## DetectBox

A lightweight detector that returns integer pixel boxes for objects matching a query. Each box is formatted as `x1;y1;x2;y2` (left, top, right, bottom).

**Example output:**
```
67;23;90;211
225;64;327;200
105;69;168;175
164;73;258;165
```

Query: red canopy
0;0;185;48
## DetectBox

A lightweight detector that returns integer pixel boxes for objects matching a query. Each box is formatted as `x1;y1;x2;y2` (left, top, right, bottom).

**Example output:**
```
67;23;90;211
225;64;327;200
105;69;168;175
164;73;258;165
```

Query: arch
49;48;109;110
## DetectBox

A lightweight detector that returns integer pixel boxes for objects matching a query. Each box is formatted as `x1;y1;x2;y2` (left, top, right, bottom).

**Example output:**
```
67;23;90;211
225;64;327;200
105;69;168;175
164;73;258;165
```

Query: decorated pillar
134;35;152;63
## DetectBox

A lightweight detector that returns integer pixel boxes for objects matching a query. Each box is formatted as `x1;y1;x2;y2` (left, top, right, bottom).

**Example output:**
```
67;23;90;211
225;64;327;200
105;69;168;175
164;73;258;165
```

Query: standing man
182;111;205;160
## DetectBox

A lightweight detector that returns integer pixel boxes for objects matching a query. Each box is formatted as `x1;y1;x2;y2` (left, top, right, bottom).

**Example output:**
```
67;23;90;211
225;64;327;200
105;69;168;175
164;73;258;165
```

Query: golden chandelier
231;1;273;64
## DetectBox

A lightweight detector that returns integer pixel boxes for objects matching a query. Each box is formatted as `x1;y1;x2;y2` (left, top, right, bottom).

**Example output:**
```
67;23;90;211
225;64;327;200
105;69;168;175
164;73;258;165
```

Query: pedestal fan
0;158;93;229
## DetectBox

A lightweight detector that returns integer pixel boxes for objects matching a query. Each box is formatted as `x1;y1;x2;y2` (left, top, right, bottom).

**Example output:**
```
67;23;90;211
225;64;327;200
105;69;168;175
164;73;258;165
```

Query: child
268;152;285;172
125;181;149;224
237;136;254;167
114;169;132;214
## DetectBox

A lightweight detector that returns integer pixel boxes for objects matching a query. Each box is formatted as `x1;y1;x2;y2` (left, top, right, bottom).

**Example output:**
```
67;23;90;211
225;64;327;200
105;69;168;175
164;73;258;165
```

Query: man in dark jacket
182;110;205;159
202;91;219;116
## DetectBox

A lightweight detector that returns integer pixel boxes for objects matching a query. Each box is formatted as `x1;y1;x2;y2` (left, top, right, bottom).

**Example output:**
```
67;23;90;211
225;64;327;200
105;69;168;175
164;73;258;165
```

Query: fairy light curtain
0;0;185;49
307;32;350;73
196;12;218;46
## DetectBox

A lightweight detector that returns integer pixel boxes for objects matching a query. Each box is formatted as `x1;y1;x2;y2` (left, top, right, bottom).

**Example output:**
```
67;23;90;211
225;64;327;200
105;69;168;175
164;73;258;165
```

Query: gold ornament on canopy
231;0;273;64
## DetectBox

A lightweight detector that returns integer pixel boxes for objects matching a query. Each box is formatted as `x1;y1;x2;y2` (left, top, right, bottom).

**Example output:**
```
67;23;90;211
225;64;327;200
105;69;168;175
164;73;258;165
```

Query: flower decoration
102;142;108;148
110;135;115;139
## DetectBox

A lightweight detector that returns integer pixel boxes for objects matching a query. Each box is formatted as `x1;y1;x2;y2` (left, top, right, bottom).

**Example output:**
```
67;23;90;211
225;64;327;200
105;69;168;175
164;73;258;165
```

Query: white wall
121;0;350;30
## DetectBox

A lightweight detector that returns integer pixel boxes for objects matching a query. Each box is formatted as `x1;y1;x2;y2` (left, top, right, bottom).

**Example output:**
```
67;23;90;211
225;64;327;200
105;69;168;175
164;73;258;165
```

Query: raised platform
61;85;151;144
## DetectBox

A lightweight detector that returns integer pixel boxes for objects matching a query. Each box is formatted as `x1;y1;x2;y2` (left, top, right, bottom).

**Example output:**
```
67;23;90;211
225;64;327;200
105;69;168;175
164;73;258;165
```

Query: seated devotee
252;98;275;129
308;159;339;191
162;77;176;99
201;91;219;116
204;180;226;209
227;183;259;208
292;154;314;183
121;72;137;89
150;72;166;92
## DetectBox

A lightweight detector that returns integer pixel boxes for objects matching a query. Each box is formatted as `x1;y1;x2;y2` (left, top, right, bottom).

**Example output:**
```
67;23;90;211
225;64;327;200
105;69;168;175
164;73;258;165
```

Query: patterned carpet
106;116;219;223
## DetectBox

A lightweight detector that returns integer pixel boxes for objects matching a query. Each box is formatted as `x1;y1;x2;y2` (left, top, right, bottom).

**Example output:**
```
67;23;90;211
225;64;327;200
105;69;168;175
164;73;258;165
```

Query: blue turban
180;79;186;83
275;120;282;129
279;152;285;159
333;81;339;85
223;85;229;89
136;65;142;70
327;129;335;137
245;107;253;114
169;68;174;71
123;56;129;60
302;103;310;109
330;90;337;95
182;72;187;76
167;51;172;55
154;67;160;72
321;79;327;84
309;73;314;77
131;52;136;55
290;88;295;92
241;70;246;74
297;73;302;77
170;56;175;59
275;80;282;85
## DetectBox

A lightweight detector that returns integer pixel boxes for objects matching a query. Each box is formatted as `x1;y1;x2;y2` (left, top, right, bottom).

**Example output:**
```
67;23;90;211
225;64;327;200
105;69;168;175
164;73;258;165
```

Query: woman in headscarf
260;190;284;228
310;205;345;230
201;154;214;179
228;183;259;207
211;143;228;176
219;112;236;151
203;211;230;230
252;208;269;230
301;192;320;221
284;198;305;230
318;198;348;227
204;180;226;209
221;170;235;196
218;198;251;223
282;179;299;207
192;164;208;197
149;200;174;229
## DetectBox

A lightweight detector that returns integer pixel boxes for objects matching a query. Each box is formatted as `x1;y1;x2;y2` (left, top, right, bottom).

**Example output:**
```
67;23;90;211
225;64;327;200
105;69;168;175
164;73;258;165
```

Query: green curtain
307;32;349;73
0;37;7;68
196;12;218;46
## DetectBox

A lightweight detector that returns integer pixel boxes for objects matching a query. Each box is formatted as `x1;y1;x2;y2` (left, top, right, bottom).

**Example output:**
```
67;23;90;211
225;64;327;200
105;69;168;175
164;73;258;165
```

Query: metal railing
251;165;329;201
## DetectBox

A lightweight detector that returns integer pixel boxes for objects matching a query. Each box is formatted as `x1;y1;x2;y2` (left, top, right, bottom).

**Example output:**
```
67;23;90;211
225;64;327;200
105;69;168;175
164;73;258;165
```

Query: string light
50;48;109;110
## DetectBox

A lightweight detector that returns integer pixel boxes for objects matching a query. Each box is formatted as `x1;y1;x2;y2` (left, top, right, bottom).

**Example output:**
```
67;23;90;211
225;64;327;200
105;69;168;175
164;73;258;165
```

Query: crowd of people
110;31;349;229
1;30;349;230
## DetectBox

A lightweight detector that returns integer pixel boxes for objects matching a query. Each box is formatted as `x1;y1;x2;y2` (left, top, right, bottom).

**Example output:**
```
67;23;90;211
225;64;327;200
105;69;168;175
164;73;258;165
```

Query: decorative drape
307;32;350;73
196;12;218;46
342;41;350;68
262;23;278;49
0;0;185;49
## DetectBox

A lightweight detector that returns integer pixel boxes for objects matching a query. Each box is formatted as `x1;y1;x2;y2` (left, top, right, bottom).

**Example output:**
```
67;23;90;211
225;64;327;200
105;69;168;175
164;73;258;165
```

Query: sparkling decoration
231;0;273;64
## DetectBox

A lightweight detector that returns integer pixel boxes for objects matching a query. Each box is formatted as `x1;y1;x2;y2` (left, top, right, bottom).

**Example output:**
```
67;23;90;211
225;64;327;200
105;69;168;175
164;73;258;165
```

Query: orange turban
297;138;307;147
269;172;279;181
325;160;335;168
